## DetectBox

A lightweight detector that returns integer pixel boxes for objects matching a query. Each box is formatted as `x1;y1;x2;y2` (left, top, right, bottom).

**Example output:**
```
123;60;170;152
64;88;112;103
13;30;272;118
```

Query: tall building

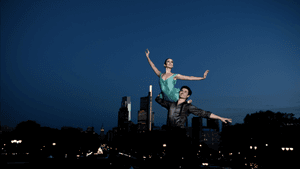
193;117;220;150
121;96;131;121
107;130;114;142
140;96;148;111
138;85;154;131
148;85;153;131
99;123;105;141
202;128;220;150
137;110;147;132
192;117;203;144
207;118;219;132
118;107;129;127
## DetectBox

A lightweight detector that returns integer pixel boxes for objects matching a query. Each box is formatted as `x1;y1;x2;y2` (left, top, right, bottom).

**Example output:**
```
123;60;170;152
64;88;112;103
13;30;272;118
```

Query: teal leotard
159;72;180;102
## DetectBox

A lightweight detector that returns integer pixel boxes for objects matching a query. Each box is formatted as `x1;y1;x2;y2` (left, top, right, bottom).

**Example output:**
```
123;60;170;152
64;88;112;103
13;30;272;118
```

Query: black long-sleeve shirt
155;96;212;129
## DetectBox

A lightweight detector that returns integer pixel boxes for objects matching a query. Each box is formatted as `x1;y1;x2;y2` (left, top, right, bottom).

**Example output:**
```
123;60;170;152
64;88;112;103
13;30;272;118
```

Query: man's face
179;88;190;100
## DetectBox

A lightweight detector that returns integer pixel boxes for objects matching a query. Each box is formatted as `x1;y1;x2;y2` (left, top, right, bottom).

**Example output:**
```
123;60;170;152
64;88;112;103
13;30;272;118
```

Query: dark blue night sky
1;0;300;134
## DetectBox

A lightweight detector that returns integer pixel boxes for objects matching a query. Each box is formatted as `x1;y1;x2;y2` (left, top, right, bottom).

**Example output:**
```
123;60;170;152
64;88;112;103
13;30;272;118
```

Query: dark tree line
2;120;101;160
219;110;300;168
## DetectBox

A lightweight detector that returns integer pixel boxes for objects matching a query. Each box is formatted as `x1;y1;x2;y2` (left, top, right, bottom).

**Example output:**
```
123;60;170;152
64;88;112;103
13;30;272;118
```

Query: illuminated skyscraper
138;85;154;132
148;85;153;131
121;96;131;121
137;110;147;132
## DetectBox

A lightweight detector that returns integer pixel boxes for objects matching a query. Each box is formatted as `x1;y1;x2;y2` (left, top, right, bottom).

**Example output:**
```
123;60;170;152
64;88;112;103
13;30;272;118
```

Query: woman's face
164;59;173;68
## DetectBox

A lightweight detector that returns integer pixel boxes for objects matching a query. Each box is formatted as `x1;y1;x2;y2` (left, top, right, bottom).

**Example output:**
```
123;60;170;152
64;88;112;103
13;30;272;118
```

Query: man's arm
188;104;232;124
155;94;171;109
188;104;212;118
209;113;232;124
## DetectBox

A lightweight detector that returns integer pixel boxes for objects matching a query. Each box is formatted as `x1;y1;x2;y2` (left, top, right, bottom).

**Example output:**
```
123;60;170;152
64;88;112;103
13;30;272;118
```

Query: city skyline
1;0;300;135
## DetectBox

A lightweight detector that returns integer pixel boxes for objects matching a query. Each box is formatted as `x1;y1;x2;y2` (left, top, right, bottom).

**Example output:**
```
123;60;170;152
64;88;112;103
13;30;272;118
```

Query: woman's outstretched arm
145;49;161;77
175;70;209;80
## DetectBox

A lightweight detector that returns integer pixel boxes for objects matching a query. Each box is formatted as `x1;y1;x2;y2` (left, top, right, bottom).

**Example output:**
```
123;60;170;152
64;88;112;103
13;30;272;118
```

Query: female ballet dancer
145;49;209;103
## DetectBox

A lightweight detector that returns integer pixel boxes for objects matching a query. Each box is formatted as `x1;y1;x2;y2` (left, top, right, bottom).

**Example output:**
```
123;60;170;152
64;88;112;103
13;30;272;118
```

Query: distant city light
238;152;240;154
52;143;56;146
219;151;221;153
286;147;290;151
11;140;22;144
266;144;268;146
199;144;202;147
282;147;285;151
290;148;294;151
202;163;209;166
229;153;232;155
250;146;253;149
254;146;257;150
163;144;166;147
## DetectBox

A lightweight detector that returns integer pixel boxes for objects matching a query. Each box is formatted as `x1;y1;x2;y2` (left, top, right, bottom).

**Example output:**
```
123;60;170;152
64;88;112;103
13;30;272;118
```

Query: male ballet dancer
155;86;232;165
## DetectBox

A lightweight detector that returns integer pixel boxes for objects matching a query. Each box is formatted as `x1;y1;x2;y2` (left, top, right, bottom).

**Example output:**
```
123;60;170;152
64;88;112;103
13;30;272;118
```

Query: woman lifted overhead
145;49;209;103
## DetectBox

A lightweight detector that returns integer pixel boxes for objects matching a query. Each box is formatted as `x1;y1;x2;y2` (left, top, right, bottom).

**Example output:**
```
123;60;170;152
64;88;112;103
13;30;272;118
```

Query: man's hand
203;70;209;79
221;117;232;124
145;49;150;57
